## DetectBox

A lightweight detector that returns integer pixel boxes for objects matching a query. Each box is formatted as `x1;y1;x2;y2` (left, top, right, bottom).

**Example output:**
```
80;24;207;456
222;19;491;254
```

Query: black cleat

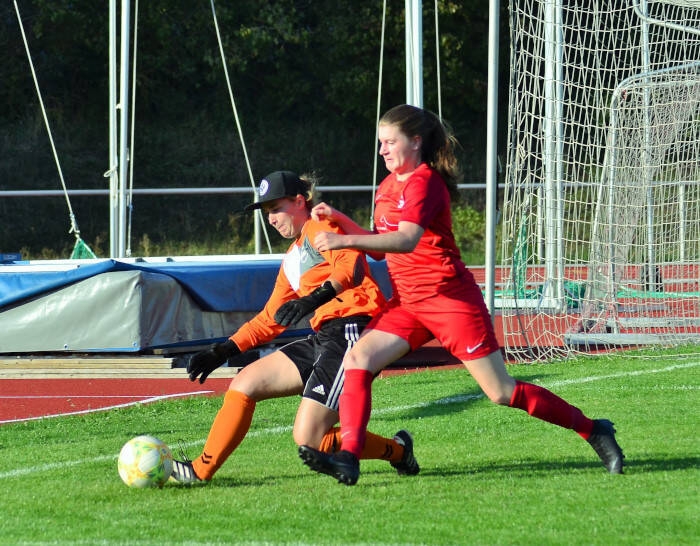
390;430;420;476
299;446;360;485
587;419;624;474
169;459;208;485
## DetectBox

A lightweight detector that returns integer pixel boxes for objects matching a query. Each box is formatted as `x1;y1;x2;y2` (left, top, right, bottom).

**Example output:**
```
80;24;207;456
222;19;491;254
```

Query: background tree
0;0;509;259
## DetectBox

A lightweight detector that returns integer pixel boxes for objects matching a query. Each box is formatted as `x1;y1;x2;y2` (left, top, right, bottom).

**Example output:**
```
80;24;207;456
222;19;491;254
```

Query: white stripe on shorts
326;321;362;409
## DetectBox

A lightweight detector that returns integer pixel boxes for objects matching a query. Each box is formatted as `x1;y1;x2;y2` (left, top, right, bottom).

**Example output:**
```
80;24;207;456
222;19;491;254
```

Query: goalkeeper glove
187;339;240;384
274;281;337;327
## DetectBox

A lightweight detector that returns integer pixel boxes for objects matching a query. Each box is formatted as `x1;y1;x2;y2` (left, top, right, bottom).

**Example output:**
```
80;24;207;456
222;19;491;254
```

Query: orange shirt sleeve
230;265;295;352
231;218;386;350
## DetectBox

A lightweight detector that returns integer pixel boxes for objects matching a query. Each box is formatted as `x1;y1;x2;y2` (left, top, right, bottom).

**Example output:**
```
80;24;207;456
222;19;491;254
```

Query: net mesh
501;0;700;360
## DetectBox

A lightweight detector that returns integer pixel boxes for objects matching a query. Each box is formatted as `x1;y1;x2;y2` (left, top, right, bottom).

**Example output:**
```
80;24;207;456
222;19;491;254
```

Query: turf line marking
1;361;697;480
541;360;700;388
0;391;213;425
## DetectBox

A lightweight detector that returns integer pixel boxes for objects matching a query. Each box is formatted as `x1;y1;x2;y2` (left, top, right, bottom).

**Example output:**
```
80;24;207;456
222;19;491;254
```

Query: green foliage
452;202;486;264
0;0;509;259
1;350;698;544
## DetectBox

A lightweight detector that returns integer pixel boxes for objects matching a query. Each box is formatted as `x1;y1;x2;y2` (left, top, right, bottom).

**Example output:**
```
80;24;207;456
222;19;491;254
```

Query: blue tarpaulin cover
0;256;391;353
0;257;391;312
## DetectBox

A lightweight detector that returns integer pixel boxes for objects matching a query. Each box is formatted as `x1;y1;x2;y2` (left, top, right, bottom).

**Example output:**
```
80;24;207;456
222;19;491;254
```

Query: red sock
509;380;595;439
338;368;374;458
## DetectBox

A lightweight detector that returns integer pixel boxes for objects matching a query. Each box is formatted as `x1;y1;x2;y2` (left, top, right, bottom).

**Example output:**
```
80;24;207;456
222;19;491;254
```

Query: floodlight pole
485;0;500;320
405;0;423;106
118;0;131;258
108;0;118;258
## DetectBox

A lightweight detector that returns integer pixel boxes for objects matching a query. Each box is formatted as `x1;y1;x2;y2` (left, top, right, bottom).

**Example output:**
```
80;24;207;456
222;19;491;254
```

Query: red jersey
373;162;468;304
232;218;386;352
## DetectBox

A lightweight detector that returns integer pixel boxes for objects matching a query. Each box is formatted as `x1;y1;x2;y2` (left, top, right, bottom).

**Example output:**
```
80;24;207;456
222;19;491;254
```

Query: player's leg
463;351;623;473
299;329;419;484
293;315;411;458
462;350;592;427
173;349;304;484
297;314;419;483
293;398;418;475
336;328;411;458
427;289;624;474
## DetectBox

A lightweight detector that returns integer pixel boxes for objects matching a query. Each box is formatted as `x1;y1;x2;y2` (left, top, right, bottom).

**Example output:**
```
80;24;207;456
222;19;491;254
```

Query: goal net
500;0;700;361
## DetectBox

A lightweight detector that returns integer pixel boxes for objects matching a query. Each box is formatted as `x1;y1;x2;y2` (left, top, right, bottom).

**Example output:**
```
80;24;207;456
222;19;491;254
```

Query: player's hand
274;281;337;326
314;231;346;252
187;340;240;384
311;202;335;222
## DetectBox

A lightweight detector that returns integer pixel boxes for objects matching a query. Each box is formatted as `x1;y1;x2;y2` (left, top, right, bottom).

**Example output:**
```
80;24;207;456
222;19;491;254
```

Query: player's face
262;196;306;239
378;123;422;180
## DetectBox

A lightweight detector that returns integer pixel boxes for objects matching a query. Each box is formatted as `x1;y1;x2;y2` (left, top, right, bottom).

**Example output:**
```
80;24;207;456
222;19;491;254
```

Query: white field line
0;391;214;425
0;361;697;481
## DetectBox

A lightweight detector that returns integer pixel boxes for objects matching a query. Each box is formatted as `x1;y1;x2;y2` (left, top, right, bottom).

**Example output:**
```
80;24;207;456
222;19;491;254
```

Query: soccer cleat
391;430;420;476
587;419;624;474
169;458;208;485
299;446;360;486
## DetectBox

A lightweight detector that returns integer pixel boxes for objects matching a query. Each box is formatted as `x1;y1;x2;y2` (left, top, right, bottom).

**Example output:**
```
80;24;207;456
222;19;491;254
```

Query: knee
228;374;263;401
227;379;251;399
343;348;369;371
489;391;513;406
292;423;319;449
483;380;516;406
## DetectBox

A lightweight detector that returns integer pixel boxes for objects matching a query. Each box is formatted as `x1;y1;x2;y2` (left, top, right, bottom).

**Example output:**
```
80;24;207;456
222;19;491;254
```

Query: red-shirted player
299;104;624;485
170;170;418;484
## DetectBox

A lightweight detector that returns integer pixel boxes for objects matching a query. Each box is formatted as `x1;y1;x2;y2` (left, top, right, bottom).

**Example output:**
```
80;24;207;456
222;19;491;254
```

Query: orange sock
318;427;404;462
192;390;256;480
318;427;342;453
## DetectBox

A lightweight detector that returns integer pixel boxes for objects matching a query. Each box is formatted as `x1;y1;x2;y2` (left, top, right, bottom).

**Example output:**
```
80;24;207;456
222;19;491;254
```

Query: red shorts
366;283;500;361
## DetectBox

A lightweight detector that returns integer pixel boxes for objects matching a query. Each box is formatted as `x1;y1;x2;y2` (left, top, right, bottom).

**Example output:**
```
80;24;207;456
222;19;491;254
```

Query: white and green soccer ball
118;435;173;488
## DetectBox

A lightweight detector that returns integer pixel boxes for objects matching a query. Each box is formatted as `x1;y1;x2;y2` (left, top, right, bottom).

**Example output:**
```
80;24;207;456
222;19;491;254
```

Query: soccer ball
118;435;173;488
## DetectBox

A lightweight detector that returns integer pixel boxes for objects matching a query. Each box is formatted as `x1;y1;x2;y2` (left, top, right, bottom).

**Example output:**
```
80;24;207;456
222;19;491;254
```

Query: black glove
274;281;337;327
187;339;240;384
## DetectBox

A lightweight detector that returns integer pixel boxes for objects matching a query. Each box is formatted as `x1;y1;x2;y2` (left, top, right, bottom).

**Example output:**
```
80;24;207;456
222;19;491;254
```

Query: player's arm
186;339;241;384
312;204;386;261
311;202;371;237
187;270;294;384
315;221;424;255
273;279;338;327
274;220;367;327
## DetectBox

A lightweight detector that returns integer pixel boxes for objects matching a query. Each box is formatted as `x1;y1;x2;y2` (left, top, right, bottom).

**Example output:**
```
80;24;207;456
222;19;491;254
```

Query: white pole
542;0;564;310
485;0;500;320
118;0;131;257
554;0;565;310
405;0;423;107
109;0;118;258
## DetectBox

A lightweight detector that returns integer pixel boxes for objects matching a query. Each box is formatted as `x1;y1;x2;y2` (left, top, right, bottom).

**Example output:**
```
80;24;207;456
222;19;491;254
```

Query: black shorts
279;315;372;410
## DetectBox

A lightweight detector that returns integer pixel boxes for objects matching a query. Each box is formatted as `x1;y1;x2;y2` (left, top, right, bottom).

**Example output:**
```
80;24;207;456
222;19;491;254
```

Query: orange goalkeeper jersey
231;218;386;352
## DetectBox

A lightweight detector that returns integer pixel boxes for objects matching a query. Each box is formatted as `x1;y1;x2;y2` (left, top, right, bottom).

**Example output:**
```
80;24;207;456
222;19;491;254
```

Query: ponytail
379;104;462;202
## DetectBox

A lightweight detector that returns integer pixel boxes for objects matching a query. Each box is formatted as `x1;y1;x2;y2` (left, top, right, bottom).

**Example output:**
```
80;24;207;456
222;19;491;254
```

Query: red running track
0;365;451;425
0;378;233;425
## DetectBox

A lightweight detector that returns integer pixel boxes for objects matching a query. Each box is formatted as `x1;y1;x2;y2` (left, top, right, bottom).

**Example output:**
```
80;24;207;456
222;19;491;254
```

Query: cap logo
258;179;270;197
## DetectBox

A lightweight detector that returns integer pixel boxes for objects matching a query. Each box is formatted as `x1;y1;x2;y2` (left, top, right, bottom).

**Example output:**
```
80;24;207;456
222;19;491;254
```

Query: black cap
244;171;306;211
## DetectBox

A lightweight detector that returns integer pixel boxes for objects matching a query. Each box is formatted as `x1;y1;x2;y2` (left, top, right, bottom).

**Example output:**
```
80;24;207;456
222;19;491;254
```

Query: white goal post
500;0;700;360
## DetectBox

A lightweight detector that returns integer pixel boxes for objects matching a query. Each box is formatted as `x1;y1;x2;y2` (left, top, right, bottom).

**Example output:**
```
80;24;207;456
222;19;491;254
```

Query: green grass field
1;349;698;545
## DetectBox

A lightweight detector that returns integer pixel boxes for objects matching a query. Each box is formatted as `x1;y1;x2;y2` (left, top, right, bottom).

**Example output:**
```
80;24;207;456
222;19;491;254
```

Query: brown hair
299;172;319;212
379;104;462;202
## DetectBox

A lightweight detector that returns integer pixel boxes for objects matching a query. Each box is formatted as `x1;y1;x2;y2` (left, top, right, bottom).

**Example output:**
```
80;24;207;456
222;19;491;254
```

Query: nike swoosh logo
466;343;483;354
